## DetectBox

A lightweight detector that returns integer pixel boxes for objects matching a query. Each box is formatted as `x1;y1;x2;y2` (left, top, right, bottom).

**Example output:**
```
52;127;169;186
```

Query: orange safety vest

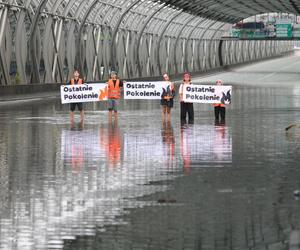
71;78;83;85
107;79;121;99
213;103;226;107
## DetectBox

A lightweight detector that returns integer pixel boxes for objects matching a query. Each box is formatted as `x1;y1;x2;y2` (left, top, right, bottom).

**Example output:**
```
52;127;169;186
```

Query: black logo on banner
221;90;231;105
162;85;173;97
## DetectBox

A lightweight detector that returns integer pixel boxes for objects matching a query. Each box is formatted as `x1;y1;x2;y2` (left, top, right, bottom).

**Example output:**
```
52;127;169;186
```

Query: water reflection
293;85;300;108
180;124;232;168
63;124;85;173
62;125;100;172
0;115;183;249
3;76;300;249
161;122;175;168
99;120;122;168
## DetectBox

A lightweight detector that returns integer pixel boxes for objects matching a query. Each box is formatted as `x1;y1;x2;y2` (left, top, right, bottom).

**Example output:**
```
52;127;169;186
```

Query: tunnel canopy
157;0;300;23
0;0;295;86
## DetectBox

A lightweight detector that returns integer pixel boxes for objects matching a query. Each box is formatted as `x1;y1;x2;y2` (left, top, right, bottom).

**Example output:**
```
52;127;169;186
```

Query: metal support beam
66;1;90;79
77;0;99;73
15;0;31;84
184;18;207;73
51;19;63;82
121;30;131;78
91;26;102;80
0;8;9;85
29;0;48;84
110;0;140;72
136;4;165;77
146;34;153;76
196;21;217;72
157;11;182;76
207;23;226;69
218;39;224;67
173;15;197;74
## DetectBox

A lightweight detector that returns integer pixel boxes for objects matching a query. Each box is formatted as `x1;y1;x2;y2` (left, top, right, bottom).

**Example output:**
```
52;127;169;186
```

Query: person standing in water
106;71;123;121
69;70;84;125
161;73;175;122
179;73;194;124
213;79;226;124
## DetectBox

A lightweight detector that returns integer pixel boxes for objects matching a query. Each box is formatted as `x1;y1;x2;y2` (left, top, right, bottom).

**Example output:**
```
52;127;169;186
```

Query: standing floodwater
2;53;300;249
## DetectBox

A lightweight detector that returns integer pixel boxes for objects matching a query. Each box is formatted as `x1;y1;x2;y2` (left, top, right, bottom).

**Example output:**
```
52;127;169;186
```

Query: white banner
183;84;232;104
124;81;171;100
61;83;108;104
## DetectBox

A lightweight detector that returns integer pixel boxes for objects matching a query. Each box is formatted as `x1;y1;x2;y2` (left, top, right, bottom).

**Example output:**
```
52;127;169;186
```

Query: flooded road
1;53;300;249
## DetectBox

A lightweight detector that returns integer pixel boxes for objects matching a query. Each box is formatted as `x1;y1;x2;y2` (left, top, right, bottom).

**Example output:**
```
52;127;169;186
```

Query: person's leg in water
77;103;84;123
108;99;113;121
220;107;226;124
113;100;119;121
166;99;173;122
70;113;75;130
113;114;118;126
114;110;118;121
79;110;84;128
180;102;187;124
187;103;194;124
108;110;113;122
214;106;220;122
162;105;167;121
70;111;74;123
70;103;76;125
79;119;84;130
166;107;171;122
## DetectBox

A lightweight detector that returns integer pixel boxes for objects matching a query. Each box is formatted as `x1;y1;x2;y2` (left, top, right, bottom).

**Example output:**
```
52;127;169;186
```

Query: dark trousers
70;103;83;112
181;102;194;124
214;106;225;121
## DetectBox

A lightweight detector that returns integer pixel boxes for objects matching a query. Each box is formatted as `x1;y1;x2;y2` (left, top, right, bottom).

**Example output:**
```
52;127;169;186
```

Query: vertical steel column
0;7;9;85
77;0;99;74
207;23;226;69
218;39;224;67
110;0;140;72
43;0;65;84
181;38;186;72
184;18;207;72
92;26;102;80
136;5;164;77
122;30;131;78
250;41;255;60
46;0;66;83
156;11;182;76
146;34;153;76
29;0;48;84
232;40;238;64
15;0;31;84
51;19;63;82
190;39;196;71
196;21;217;72
173;16;197;74
241;40;246;62
65;0;92;79
165;36;171;73
229;40;234;64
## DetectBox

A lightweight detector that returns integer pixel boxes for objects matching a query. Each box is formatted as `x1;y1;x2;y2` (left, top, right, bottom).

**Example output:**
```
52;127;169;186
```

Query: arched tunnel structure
0;0;296;85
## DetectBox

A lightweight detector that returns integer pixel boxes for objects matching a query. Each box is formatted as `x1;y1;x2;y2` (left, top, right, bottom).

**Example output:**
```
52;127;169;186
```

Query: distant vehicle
232;21;269;38
233;22;265;30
